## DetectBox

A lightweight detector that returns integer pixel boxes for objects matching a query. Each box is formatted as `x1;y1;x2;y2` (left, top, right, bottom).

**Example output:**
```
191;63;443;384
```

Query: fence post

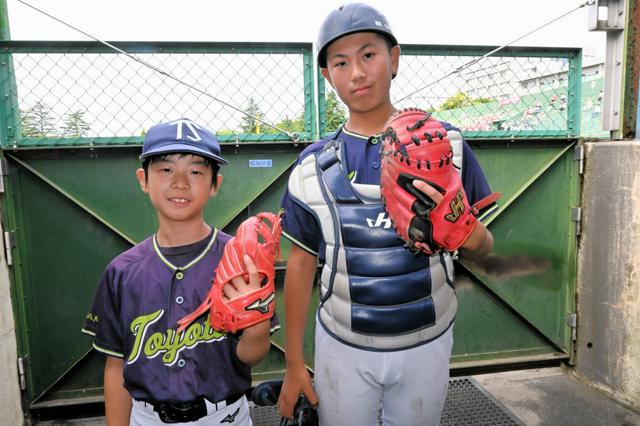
0;4;27;426
302;48;318;141
317;74;327;138
567;50;583;138
0;0;21;147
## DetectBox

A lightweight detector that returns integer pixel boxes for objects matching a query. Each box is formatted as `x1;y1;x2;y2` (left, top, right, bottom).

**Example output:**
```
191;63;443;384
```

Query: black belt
151;393;244;424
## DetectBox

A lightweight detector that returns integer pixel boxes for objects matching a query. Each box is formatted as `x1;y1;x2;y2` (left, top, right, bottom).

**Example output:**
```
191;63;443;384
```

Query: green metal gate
2;144;299;409
0;40;581;412
450;139;579;368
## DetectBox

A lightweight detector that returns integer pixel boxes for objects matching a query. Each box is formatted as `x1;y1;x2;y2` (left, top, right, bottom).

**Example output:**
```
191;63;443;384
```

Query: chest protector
287;139;458;351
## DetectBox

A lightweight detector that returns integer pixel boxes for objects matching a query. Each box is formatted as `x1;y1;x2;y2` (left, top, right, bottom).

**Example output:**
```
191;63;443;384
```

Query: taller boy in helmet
278;3;496;425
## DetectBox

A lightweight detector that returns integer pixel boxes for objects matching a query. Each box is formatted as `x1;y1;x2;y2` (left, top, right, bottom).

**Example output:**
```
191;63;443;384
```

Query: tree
21;100;56;137
240;98;265;134
272;114;304;134
216;128;235;136
61;110;91;137
438;92;492;111
325;91;346;131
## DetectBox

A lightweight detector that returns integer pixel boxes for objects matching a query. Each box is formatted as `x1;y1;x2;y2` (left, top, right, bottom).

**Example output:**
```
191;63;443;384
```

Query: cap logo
169;119;203;142
374;20;382;27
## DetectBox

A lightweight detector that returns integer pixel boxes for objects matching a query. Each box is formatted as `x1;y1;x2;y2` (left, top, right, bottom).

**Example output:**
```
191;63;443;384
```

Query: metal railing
1;41;590;149
321;45;584;139
1;41;316;147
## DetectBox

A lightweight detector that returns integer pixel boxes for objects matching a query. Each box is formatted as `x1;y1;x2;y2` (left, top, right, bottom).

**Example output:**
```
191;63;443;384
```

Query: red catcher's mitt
177;212;282;334
380;108;499;254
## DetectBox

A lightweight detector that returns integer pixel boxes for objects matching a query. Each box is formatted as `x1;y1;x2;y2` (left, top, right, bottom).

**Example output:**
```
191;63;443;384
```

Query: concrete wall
575;141;640;411
0;218;25;424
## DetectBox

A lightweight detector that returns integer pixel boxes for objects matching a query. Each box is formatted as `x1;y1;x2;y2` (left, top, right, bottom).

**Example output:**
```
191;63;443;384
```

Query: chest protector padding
287;140;457;350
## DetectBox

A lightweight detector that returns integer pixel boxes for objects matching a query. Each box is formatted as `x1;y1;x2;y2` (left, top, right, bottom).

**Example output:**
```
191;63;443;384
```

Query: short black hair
141;153;221;188
377;32;395;51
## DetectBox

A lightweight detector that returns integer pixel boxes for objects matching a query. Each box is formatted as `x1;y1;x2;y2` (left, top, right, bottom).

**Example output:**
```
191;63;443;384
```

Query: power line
395;1;596;103
15;0;299;141
16;0;596;134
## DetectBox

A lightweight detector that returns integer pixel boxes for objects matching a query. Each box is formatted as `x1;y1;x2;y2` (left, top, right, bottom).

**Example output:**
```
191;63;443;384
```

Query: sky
6;0;605;61
5;0;608;137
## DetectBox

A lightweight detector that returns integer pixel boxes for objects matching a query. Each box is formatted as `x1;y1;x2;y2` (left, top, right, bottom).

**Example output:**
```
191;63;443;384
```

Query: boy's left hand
412;179;443;203
224;254;261;301
229;257;271;366
412;180;493;258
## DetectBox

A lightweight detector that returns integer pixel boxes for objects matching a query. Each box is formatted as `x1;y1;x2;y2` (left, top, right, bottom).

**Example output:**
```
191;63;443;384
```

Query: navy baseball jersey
82;228;253;404
280;125;494;258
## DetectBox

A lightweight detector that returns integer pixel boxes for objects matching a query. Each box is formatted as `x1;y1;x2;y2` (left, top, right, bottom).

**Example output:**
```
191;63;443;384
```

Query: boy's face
321;32;400;115
136;154;221;226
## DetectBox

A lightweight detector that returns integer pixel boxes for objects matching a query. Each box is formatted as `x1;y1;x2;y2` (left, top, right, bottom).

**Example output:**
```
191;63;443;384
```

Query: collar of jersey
340;126;383;141
152;228;219;272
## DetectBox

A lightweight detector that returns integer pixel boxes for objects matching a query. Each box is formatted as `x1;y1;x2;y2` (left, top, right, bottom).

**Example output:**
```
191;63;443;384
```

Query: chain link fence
1;42;598;148
1;42;315;146
322;46;586;139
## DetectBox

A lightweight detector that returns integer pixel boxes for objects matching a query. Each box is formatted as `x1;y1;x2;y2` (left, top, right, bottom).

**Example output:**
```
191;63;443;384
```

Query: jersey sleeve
279;182;322;256
82;264;125;358
461;140;498;221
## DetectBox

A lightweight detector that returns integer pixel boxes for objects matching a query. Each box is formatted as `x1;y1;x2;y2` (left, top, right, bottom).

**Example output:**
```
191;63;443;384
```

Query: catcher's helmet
317;3;398;68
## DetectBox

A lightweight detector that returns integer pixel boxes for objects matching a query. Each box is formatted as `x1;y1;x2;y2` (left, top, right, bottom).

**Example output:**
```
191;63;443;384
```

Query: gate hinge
571;207;582;236
567;312;577;342
17;357;26;391
0;157;8;193
3;231;16;266
574;145;584;175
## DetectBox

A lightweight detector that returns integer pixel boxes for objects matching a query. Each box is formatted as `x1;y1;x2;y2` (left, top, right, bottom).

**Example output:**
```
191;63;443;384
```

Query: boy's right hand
278;363;318;420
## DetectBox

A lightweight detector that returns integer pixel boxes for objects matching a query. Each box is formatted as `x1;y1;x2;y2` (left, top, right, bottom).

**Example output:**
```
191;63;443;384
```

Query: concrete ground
33;367;640;426
473;367;640;426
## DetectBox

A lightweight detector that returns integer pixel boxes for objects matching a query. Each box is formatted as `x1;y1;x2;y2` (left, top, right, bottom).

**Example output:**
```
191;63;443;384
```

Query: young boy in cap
278;3;496;425
83;118;273;425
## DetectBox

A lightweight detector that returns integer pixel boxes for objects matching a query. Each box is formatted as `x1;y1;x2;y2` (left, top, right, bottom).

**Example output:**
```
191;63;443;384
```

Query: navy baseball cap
140;118;228;165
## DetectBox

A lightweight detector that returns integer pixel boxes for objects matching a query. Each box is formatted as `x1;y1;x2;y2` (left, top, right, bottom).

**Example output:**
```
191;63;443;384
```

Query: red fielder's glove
177;212;282;334
380;108;499;254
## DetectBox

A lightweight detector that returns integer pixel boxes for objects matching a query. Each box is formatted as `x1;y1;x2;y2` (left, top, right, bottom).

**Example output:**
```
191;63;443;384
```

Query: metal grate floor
250;405;285;426
440;378;524;426
250;377;524;426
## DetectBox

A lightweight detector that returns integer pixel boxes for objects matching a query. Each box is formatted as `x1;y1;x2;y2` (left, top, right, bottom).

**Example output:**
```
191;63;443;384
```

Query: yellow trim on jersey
478;203;499;224
282;230;317;256
270;324;281;335
81;328;96;336
340;127;383;140
93;343;124;358
153;228;219;272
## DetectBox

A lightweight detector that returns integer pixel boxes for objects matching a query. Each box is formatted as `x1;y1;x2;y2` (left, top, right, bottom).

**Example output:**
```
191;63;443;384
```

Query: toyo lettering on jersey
127;309;226;366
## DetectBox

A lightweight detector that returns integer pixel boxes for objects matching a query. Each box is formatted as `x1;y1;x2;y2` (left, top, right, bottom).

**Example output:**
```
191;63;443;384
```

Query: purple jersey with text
280;125;494;258
82;229;251;403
